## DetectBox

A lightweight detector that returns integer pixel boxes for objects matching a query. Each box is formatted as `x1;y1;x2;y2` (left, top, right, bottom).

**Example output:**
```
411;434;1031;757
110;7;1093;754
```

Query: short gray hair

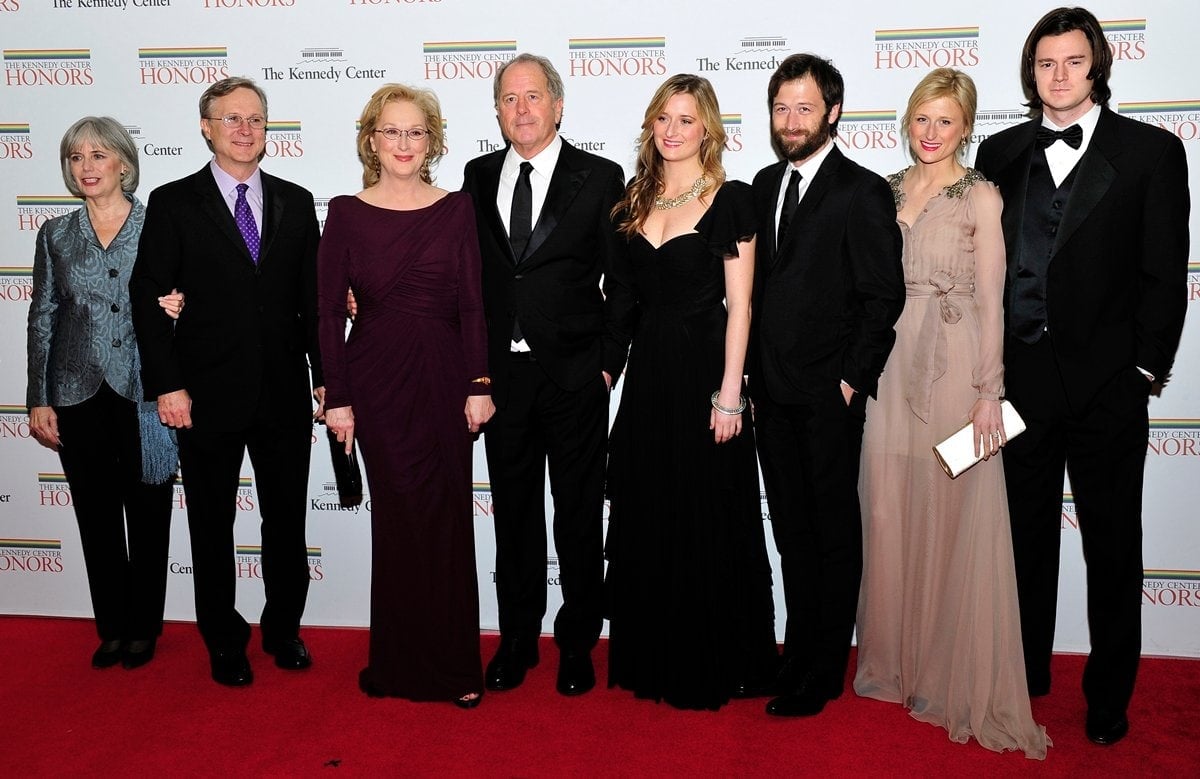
59;116;140;196
493;53;565;107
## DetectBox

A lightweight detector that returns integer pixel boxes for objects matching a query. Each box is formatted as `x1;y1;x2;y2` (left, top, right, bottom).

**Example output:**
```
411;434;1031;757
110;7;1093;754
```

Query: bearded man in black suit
748;53;905;718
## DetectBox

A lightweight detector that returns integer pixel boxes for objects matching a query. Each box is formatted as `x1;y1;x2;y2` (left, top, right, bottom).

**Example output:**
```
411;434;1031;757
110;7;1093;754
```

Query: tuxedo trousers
1002;334;1148;715
484;356;608;653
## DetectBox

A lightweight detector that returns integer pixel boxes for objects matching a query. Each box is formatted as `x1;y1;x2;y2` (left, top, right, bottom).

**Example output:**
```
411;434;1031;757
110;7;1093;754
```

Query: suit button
1052;200;1062;209
1049;225;1057;235
111;338;121;347
107;268;119;278
111;303;120;313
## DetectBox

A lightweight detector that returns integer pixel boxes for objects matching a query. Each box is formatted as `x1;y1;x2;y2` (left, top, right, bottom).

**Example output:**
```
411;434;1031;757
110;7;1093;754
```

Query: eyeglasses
206;114;267;130
373;127;429;142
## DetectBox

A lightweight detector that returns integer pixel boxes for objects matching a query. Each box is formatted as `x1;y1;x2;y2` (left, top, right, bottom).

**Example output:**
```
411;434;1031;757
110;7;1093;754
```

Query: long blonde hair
613;74;727;237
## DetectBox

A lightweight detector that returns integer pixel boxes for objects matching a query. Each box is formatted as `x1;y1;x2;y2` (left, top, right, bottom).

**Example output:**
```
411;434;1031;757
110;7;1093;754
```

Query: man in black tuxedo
975;7;1188;746
130;77;324;687
748;53;904;717
462;53;635;696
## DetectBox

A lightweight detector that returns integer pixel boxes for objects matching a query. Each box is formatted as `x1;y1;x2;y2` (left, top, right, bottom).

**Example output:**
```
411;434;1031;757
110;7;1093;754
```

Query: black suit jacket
975;109;1189;407
130;165;322;431
749;147;905;403
462;140;636;406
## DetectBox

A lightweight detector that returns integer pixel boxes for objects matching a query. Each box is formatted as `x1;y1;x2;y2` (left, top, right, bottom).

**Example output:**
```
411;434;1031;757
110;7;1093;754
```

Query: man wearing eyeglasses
130;76;324;687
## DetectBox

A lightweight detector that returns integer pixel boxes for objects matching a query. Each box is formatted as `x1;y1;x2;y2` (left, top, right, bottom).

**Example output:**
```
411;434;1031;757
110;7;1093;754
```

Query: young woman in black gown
605;74;778;710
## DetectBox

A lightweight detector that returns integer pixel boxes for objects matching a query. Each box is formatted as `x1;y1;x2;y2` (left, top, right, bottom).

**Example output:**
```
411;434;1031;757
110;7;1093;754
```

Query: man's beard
772;117;833;162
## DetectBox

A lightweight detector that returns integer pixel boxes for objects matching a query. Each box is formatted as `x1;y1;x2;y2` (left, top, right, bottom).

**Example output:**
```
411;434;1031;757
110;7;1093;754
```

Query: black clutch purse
326;427;363;507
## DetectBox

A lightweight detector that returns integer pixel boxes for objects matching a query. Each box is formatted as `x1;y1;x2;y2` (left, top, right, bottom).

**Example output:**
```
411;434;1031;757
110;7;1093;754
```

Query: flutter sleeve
703;179;757;260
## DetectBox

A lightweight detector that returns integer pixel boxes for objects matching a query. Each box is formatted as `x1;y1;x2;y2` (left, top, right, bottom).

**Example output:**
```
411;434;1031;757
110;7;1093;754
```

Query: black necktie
777;169;801;247
509;161;533;261
509;161;533;342
1036;124;1083;150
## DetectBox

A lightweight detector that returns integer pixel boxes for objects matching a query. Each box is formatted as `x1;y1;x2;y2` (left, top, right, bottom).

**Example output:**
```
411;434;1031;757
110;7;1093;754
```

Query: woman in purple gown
320;84;493;708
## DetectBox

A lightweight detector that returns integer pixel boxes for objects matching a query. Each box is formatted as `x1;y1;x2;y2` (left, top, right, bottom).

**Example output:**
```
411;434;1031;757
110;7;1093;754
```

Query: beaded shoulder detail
945;167;985;199
888;166;984;209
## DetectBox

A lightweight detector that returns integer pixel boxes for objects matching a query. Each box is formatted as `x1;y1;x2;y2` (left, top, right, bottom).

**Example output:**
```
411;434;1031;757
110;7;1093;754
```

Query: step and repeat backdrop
1;0;1197;656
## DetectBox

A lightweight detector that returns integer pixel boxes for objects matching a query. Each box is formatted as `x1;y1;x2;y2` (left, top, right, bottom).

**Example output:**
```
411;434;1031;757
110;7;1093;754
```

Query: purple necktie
234;182;260;263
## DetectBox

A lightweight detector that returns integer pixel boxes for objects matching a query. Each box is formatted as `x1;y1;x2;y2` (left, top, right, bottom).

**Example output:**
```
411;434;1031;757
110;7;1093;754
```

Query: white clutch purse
933;400;1026;478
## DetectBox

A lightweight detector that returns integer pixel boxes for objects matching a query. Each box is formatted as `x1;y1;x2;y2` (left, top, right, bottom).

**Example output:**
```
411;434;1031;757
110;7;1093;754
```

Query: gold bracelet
471;377;492;385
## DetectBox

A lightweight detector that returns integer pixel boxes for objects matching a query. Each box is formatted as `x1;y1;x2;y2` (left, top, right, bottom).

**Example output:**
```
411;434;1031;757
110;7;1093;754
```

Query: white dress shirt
498;134;562;350
1043;103;1101;187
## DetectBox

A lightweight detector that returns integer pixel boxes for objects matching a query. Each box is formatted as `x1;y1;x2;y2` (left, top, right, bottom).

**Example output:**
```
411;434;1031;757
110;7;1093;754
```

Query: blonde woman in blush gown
854;68;1048;758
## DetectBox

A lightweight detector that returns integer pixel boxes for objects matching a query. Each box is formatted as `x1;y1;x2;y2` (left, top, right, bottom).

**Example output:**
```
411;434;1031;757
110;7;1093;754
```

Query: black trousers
177;419;312;655
753;388;867;686
55;382;174;642
484;357;609;654
1003;335;1148;715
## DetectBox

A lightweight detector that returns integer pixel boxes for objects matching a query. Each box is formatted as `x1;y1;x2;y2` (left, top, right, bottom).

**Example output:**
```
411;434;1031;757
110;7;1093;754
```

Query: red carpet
2;616;1197;776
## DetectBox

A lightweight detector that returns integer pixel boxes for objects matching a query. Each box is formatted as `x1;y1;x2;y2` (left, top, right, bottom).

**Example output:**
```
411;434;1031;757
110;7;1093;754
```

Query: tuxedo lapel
988;121;1038;270
774;147;841;263
790;147;839;223
1054;109;1119;257
194;167;256;266
522;144;588;264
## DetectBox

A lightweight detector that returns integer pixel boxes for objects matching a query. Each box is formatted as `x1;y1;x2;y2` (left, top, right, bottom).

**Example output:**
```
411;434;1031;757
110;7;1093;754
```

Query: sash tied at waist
905;269;974;423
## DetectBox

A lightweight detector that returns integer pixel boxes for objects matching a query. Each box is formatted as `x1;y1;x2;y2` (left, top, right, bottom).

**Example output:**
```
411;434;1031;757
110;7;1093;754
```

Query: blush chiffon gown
855;168;1048;758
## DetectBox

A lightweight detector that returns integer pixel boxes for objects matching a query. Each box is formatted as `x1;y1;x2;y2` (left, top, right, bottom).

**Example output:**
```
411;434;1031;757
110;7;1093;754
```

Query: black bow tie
1036;124;1083;150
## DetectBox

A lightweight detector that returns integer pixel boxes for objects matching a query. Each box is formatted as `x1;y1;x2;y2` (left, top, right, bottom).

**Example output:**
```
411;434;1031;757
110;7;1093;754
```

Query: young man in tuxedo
975;6;1189;745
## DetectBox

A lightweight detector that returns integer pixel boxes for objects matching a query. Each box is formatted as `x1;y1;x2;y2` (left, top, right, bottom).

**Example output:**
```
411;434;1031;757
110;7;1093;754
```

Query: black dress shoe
1086;710;1130;746
211;650;253;686
121;638;157;670
765;672;843;717
263;637;313;670
556;650;595;696
485;638;539;691
454;691;483;709
92;640;122;669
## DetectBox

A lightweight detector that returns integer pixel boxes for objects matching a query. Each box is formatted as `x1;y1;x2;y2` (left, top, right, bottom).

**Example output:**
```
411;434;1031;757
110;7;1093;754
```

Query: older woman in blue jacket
27;116;182;671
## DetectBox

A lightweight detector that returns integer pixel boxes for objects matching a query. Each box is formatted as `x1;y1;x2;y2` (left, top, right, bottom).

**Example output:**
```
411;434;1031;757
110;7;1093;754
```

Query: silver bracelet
711;391;747;415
